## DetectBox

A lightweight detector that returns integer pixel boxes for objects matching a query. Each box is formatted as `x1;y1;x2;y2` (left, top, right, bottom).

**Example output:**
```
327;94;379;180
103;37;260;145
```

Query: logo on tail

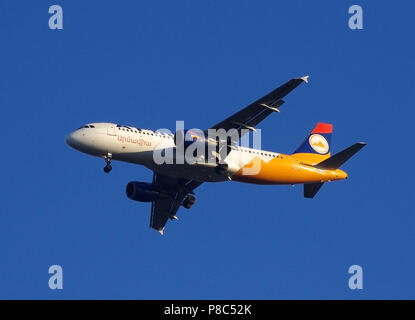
309;134;329;154
293;122;332;156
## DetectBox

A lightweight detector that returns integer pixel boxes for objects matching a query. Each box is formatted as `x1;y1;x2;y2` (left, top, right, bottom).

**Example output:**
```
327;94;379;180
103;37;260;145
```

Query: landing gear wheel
103;153;113;173
182;194;196;209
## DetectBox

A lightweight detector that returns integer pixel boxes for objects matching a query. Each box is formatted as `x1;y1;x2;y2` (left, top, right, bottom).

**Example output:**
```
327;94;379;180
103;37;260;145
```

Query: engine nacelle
126;182;167;202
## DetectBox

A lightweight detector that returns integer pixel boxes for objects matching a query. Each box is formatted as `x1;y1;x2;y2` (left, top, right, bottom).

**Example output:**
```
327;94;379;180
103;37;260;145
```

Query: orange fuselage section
232;154;347;185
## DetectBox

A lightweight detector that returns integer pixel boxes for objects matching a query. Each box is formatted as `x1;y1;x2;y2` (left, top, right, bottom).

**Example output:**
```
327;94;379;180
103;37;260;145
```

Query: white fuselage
66;122;280;182
66;122;348;185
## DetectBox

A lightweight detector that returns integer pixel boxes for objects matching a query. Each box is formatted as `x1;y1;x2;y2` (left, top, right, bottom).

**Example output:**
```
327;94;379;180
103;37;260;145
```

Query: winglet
158;228;164;235
300;75;309;83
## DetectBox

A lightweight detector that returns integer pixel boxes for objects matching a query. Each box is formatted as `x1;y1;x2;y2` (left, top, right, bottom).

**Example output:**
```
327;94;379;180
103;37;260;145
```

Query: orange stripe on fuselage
232;154;347;185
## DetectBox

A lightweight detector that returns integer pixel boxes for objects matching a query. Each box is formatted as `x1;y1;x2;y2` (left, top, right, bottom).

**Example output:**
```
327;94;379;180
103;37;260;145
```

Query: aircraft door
107;124;116;136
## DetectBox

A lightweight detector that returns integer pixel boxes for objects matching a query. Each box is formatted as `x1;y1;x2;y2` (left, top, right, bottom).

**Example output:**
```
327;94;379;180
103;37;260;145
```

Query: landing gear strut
103;153;112;173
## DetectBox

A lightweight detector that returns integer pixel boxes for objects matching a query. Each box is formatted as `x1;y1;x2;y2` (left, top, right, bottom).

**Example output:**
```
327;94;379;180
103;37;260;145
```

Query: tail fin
314;142;366;170
292;123;332;165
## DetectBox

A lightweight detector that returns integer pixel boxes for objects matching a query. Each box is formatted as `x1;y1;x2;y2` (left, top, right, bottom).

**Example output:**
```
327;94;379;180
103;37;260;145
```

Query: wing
209;76;309;136
150;172;203;234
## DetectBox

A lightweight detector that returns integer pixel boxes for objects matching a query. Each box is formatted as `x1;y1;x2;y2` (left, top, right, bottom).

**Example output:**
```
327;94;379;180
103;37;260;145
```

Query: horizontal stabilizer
314;142;366;170
304;183;324;198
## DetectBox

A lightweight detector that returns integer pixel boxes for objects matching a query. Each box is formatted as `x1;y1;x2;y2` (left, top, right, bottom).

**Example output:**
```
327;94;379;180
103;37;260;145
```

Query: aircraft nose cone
66;131;79;149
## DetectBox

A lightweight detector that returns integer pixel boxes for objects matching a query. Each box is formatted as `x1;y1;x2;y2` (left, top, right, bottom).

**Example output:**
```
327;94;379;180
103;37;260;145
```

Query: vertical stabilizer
291;123;333;165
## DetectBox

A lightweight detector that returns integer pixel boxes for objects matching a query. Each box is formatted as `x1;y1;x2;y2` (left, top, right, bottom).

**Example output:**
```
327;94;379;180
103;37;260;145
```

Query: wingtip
300;75;309;83
158;228;164;235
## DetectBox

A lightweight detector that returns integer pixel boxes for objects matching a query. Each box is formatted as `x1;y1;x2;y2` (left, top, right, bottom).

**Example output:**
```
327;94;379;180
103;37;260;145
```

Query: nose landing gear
103;153;112;173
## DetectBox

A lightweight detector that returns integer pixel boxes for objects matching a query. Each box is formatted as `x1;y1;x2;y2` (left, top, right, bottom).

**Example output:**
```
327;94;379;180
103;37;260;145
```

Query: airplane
66;76;366;235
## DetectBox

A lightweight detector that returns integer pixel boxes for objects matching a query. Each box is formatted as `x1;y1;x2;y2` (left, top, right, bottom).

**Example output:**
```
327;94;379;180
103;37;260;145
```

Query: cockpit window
77;125;95;129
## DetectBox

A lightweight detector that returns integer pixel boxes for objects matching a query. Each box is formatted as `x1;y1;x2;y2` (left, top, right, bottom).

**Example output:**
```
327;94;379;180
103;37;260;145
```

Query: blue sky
0;0;414;299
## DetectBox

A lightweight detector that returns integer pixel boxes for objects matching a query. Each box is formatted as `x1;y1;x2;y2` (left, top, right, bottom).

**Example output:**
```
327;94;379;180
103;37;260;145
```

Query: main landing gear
103;153;112;173
182;194;196;209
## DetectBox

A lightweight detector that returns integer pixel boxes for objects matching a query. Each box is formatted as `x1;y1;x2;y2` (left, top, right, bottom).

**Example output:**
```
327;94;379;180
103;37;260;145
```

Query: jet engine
126;182;168;202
